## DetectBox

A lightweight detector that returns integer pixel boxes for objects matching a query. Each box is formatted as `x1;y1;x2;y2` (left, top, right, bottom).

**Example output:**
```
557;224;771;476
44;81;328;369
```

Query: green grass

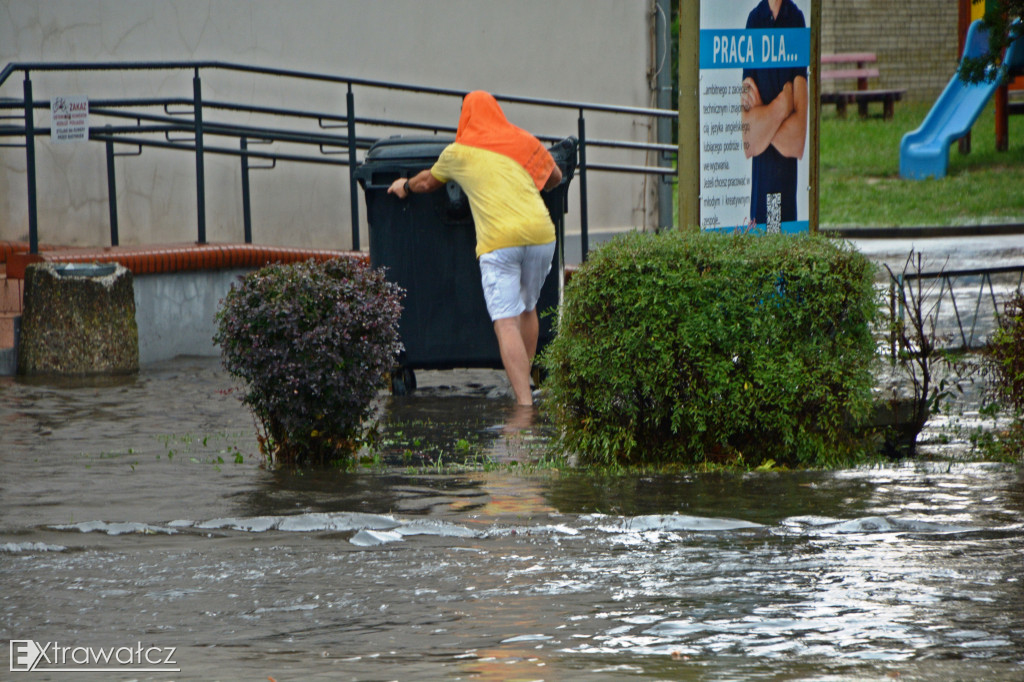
820;100;1024;227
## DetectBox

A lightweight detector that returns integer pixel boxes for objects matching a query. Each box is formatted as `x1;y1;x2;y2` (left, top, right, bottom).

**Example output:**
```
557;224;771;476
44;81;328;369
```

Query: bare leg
493;316;533;406
520;308;539;360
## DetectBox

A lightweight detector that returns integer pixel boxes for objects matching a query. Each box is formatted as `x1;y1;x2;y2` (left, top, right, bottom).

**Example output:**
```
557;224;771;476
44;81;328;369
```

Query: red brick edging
1;241;367;280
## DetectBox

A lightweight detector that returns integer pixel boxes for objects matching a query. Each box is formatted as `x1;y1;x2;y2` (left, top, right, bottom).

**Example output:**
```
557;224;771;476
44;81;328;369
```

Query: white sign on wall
50;96;90;144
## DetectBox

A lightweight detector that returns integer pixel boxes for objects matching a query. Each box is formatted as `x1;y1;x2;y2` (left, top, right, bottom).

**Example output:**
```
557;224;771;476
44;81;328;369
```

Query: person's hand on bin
387;177;411;199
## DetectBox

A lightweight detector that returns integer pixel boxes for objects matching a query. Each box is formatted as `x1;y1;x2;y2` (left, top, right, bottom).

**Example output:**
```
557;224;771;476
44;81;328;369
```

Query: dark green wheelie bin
354;135;577;393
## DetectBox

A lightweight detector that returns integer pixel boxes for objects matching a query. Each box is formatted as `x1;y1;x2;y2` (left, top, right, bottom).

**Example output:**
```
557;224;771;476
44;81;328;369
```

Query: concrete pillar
18;262;139;376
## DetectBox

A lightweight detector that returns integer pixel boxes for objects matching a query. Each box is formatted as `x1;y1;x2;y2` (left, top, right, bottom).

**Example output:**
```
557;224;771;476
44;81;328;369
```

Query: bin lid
361;136;455;164
355;134;577;185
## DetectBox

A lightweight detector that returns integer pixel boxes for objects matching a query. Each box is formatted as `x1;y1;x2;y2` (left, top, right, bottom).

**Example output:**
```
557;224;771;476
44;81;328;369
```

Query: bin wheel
390;367;417;395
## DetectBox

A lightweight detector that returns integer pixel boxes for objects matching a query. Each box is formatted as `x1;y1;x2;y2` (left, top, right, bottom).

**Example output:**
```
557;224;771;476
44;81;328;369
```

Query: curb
823;224;1024;239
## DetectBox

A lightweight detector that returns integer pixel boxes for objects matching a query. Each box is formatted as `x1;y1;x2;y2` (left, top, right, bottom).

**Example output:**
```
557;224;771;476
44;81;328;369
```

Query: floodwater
1;357;1022;681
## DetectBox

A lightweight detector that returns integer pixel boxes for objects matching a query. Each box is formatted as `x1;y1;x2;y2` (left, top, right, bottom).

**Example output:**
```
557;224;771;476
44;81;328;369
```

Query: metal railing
0;60;679;258
887;264;1024;352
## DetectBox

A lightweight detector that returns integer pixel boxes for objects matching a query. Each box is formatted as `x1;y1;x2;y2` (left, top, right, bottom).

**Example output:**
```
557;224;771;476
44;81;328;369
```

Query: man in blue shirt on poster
740;0;807;233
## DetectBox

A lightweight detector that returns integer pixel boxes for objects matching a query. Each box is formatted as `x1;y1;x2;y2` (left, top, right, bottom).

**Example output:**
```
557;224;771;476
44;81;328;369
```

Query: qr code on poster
767;192;781;234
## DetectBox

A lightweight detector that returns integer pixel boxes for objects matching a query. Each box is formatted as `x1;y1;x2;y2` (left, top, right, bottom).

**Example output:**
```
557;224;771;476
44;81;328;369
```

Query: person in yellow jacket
388;91;562;407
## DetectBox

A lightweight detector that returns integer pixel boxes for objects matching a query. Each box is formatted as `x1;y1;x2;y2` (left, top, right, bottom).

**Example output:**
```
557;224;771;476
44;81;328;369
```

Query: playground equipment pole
958;0;974;154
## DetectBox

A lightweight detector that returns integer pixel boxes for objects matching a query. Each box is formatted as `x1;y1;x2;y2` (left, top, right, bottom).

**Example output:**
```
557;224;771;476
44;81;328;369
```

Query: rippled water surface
2;358;1023;681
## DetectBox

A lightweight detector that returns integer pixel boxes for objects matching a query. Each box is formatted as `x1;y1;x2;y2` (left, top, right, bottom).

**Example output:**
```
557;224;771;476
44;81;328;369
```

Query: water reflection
1;358;1022;680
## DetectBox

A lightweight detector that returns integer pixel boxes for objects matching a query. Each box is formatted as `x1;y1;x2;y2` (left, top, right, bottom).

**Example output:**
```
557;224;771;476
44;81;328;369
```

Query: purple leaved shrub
214;257;404;467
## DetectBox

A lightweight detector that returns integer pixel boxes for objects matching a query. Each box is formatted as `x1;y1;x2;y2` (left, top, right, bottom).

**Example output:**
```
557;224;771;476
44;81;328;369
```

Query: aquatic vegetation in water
978;293;1024;462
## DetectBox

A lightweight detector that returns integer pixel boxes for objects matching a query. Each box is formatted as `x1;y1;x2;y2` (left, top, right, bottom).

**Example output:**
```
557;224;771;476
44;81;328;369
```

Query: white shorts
478;241;556;321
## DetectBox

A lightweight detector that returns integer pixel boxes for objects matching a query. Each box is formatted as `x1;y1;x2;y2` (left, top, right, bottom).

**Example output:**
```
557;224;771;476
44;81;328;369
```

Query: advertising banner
699;0;811;234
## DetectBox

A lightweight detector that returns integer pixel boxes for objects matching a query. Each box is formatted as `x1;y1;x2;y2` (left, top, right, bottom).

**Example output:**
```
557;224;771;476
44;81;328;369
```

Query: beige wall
0;0;657;250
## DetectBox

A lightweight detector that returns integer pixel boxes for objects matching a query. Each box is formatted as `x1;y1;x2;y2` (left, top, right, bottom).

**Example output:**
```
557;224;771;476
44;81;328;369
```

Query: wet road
847;232;1024;272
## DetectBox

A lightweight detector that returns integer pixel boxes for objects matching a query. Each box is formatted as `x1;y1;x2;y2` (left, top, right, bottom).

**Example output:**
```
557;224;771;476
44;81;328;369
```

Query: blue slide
900;19;1024;180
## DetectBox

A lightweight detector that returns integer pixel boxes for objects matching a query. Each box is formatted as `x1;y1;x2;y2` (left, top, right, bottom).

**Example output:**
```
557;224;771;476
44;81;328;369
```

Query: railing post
105;128;120;247
346;86;360;251
192;69;207;244
577;108;589;261
240;136;252;244
896;273;905;344
23;73;39;255
968;274;988;348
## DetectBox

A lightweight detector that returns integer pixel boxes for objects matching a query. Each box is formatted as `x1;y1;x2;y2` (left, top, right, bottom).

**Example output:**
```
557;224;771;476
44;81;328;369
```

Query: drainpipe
655;0;674;230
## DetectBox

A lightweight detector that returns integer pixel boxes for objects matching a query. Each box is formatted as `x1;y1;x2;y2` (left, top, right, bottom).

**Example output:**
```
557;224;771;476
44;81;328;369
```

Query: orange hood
455;91;555;191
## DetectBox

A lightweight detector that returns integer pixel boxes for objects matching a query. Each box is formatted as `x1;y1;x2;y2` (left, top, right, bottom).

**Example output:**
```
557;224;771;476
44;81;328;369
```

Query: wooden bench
821;52;905;120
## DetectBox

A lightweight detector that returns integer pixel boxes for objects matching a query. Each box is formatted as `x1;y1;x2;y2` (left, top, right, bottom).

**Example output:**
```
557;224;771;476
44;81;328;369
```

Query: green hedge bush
214;257;404;467
539;230;880;468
